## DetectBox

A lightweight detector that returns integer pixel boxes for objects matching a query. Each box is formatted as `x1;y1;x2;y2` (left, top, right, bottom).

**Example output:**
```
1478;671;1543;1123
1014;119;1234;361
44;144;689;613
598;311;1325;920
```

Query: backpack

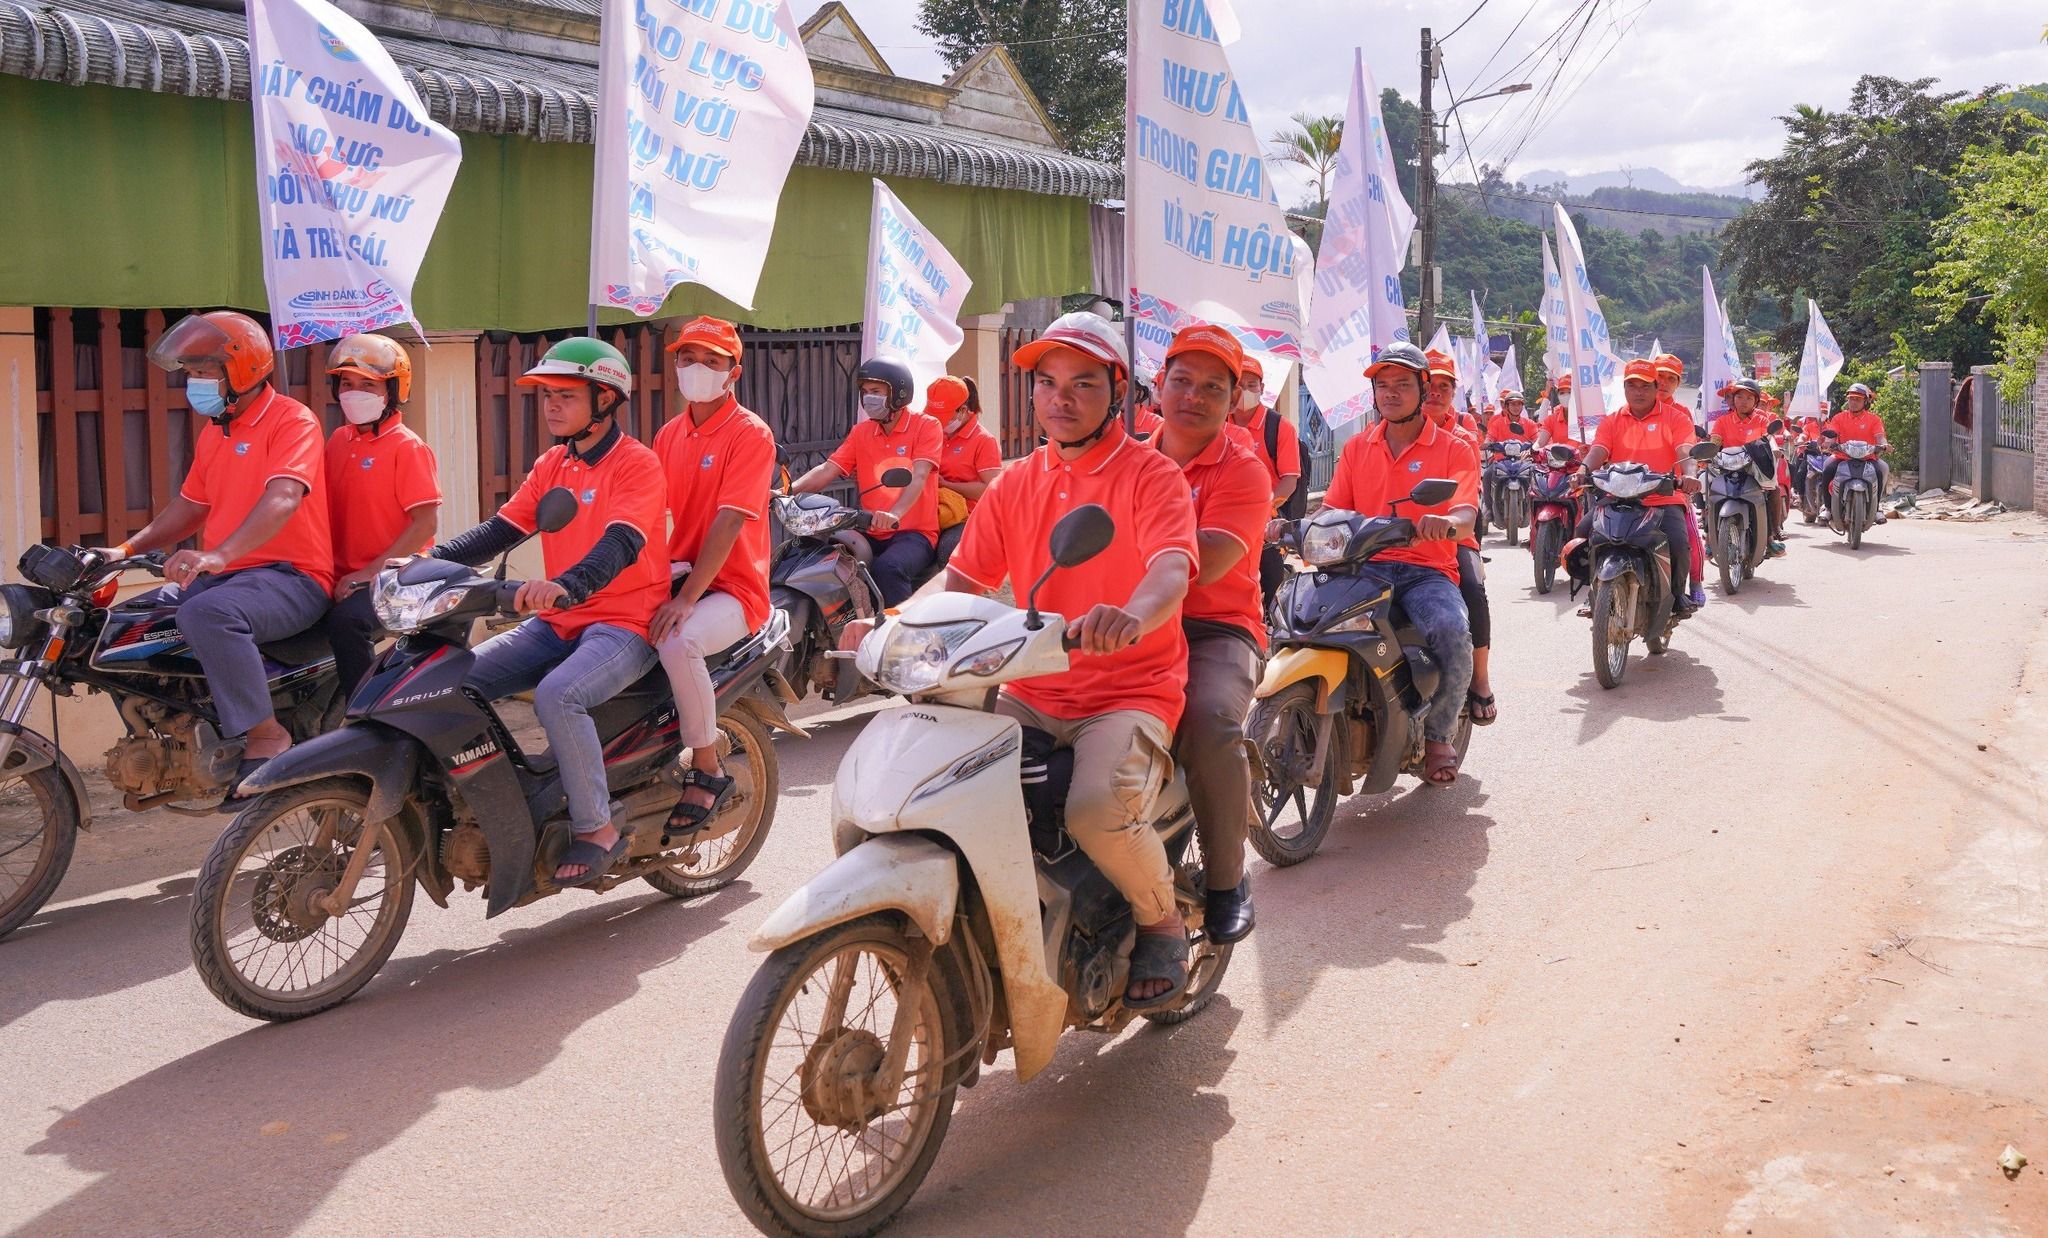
1263;412;1309;521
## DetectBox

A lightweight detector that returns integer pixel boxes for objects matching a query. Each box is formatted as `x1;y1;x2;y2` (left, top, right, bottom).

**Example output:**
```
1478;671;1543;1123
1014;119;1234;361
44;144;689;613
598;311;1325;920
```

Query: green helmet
519;336;634;400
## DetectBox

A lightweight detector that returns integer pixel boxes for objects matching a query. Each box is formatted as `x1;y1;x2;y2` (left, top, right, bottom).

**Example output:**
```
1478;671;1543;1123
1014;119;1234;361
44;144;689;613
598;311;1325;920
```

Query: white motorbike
713;504;1231;1237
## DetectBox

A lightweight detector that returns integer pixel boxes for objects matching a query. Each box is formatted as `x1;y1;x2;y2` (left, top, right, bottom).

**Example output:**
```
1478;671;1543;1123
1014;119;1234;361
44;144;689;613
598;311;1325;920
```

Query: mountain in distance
1521;167;1761;200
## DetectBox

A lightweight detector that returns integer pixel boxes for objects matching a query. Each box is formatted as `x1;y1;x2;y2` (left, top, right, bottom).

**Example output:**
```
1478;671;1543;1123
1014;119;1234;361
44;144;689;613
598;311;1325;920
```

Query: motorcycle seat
259;627;334;667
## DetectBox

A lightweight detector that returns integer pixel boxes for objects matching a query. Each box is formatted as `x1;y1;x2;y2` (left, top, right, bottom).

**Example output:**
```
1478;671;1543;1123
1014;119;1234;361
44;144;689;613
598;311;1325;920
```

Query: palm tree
1270;112;1344;214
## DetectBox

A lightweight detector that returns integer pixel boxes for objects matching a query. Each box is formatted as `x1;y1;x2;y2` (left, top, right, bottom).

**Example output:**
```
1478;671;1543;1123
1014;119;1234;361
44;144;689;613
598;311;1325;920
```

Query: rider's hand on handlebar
163;548;227;588
513;579;570;614
1678;476;1702;495
1263;517;1289;544
1067;603;1144;656
1415;513;1461;543
868;510;900;534
332;568;376;601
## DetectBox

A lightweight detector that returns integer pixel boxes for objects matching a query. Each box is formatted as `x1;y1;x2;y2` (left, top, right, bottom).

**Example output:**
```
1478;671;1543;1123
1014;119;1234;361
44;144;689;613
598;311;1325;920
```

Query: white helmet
1010;311;1130;378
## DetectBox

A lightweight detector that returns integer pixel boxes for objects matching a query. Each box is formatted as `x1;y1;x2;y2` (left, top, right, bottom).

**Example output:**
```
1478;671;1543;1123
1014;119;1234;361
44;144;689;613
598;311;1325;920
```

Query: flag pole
1122;0;1137;432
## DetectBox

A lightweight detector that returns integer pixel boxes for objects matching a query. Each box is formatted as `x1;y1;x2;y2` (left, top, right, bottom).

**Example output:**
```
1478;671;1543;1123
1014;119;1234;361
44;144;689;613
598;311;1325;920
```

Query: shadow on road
19;883;756;1235
1711;574;1807;613
895;1000;1245;1236
1247;777;1495;1033
1563;647;1726;740
0;877;197;1030
1808;538;1912;557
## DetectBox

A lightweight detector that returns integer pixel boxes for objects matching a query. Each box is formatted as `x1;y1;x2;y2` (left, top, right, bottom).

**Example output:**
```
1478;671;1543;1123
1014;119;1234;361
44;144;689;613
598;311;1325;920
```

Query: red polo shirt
1537;406;1578;447
1323;416;1481;581
325;420;440;577
499;424;670;639
951;422;1198;728
939;416;1003;506
1151;428;1271;647
1823;410;1886;455
1593;406;1696;508
1131;404;1164;440
1710;411;1772;449
1486;414;1535;442
829;411;943;539
1227;405;1302;493
654;396;778;630
179;387;335;591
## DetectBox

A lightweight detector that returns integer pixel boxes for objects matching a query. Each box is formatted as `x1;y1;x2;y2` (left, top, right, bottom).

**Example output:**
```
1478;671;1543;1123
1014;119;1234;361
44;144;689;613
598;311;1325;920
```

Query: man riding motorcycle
945;311;1200;1007
1148;323;1274;945
1579;358;1702;614
929;375;1003;567
1421;350;1496;726
1313;342;1479;784
108;310;335;790
1709;377;1787;557
1535;374;1578;449
427;338;669;886
790;357;942;606
649;316;779;832
1224;354;1301;606
1486;391;1533;443
1818;383;1890;524
319;334;442;693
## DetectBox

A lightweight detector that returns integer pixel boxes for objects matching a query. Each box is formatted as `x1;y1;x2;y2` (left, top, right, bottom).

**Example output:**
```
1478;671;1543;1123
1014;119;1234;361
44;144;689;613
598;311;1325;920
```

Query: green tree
1921;137;2048;397
915;0;1127;161
1271;112;1343;210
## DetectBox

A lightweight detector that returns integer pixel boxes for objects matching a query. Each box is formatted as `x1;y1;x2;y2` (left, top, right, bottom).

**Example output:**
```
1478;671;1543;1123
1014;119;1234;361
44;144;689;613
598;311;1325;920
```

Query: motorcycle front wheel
1847;492;1867;550
644;707;780;899
1717;521;1744;595
1247;682;1341;867
1505;492;1523;547
1533;521;1561;595
716;914;973;1238
0;763;80;941
189;777;415;1021
1591;578;1631;689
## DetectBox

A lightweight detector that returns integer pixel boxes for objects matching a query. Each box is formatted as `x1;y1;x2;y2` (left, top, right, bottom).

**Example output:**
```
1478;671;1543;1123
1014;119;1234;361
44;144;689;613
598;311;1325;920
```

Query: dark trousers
1456;544;1490;649
869;531;936;607
321;586;383;698
1258;544;1286;609
1577;506;1693;602
933;522;965;572
140;563;331;736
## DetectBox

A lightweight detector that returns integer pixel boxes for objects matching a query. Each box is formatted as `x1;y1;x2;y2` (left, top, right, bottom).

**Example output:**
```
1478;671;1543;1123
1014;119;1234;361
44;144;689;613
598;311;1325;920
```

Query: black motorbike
1828;440;1883;550
1245;479;1473;865
1795;435;1834;523
1483;437;1537;547
1571;447;1715;689
0;546;342;939
1702;439;1774;595
769;466;938;705
188;488;798;1020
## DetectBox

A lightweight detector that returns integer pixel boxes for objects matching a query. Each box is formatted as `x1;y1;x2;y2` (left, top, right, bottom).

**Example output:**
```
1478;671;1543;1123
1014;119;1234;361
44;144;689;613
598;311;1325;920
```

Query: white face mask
859;392;891;419
677;363;730;404
339;390;387;425
1238;388;1262;412
947;409;973;434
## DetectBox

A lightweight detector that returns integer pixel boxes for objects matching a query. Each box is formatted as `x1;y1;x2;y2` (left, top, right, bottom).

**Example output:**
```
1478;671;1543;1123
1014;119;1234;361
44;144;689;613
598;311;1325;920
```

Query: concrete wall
2035;345;2048;515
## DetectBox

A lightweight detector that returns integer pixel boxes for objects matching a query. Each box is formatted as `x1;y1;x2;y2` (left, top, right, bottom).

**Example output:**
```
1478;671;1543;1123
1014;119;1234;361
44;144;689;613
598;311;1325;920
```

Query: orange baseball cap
667;315;743;361
1424;348;1458;381
1238;355;1265;384
925;375;971;416
1011;311;1130;376
1652;352;1683;378
1163;322;1246;378
1623;358;1659;384
1556;373;1574;391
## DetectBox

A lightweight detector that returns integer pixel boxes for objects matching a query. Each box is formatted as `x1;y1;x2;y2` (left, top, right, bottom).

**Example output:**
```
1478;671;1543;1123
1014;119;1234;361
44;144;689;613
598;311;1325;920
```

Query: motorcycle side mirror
1024;503;1116;630
534;487;580;534
1767;418;1785;434
877;467;914;489
1406;478;1458;507
1688;443;1718;462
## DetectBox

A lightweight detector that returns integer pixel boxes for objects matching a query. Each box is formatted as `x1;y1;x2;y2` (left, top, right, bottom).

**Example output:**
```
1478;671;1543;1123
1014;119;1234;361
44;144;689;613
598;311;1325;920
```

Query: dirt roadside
1672;602;2048;1232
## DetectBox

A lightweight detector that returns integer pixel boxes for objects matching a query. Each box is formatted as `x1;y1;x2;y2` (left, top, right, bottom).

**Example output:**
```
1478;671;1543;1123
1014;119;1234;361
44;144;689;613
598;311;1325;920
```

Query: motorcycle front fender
1594;551;1639;583
1718;498;1750;521
235;720;421;827
1255;646;1349;706
750;833;959;953
0;726;93;830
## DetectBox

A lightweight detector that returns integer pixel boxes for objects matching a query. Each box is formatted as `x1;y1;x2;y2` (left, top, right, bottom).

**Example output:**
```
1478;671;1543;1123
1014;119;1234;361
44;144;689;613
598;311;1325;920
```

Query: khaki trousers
995;696;1177;923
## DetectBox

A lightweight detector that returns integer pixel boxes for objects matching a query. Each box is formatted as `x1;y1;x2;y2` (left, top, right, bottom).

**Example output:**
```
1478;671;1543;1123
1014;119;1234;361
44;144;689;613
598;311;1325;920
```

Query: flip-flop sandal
553;834;629;889
1467;691;1498;726
1423;741;1462;788
664;769;736;836
1123;930;1190;1011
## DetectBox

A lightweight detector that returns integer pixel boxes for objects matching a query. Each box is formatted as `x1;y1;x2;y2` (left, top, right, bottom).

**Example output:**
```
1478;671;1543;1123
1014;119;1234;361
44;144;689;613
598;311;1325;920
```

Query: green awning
0;76;1095;331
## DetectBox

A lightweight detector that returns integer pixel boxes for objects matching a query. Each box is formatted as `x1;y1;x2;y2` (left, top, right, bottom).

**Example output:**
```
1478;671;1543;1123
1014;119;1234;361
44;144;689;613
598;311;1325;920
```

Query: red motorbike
1528;442;1583;595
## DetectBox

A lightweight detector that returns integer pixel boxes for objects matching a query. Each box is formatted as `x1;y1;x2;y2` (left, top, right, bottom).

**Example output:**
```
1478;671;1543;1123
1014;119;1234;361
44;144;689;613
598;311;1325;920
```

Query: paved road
5;513;2047;1235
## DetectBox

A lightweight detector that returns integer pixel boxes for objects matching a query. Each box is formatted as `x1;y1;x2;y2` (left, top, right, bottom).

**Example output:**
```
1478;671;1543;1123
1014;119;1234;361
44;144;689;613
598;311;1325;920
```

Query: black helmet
1731;377;1764;397
855;356;916;412
1365;342;1430;381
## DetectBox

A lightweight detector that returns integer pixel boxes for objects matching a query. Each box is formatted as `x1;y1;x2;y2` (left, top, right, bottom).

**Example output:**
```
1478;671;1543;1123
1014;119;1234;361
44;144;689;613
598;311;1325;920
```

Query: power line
1439;0;1495;43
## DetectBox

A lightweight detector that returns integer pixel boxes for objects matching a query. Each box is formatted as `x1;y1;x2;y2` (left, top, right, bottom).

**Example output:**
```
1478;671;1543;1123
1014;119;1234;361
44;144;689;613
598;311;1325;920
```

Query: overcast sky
836;0;2046;199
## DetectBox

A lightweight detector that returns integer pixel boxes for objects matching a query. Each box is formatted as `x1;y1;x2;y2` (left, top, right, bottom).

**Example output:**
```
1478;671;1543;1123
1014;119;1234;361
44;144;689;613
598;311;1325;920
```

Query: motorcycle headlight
1301;521;1354;567
1503;442;1527;458
373;573;469;634
0;584;45;650
869;620;985;695
1843;442;1876;460
1596;470;1658;500
777;497;855;538
1715;448;1750;470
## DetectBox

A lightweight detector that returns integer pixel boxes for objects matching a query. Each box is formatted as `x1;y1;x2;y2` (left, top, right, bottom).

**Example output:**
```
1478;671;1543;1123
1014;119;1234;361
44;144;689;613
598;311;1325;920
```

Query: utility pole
1416;27;1439;343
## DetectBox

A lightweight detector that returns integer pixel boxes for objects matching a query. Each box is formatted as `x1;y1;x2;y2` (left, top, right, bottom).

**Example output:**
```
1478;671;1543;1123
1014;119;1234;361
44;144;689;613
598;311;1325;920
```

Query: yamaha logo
452;740;497;766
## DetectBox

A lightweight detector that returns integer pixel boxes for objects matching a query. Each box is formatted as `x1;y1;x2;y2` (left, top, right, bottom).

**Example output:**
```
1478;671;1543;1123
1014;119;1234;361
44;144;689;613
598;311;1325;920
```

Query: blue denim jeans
868;531;936;607
1376;561;1474;744
465;619;657;835
141;563;332;737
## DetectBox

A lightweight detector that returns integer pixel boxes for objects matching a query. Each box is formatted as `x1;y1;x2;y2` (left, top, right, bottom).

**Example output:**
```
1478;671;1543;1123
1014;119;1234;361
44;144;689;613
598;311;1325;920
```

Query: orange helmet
148;311;274;396
326;333;413;403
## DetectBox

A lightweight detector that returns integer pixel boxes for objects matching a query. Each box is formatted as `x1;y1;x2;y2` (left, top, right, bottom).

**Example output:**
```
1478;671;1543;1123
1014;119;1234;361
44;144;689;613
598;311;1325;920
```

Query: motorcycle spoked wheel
1591;578;1631;689
1717;519;1745;595
1246;682;1341;867
644;707;781;899
0;765;81;941
1532;521;1561;595
716;913;975;1238
189;777;415;1021
1143;825;1234;1028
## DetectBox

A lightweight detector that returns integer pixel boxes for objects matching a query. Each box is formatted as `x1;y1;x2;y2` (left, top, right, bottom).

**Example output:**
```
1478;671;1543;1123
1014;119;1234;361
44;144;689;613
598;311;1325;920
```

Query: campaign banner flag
1539;235;1572;384
1498;342;1523;397
1650;336;1663;359
247;0;460;348
1553;202;1623;437
1128;0;1312;383
1467;290;1489;407
1699;266;1744;420
862;180;971;408
1789;298;1845;418
590;0;814;315
1426;322;1452;359
1302;48;1413;430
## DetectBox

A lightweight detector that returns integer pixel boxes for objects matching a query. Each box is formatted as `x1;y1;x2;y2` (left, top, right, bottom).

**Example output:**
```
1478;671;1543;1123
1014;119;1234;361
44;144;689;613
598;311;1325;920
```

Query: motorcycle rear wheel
716;914;971;1238
1591;579;1630;689
1247;683;1341;867
189;778;415;1021
645;708;780;899
1533;522;1560;595
0;765;79;941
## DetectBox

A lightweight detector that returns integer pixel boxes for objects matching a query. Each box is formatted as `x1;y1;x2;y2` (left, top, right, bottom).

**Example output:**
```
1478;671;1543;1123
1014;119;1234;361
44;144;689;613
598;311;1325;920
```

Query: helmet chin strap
1054;405;1117;451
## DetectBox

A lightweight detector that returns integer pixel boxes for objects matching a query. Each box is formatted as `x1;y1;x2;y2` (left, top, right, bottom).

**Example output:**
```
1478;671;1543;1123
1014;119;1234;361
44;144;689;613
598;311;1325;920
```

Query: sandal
1423;740;1462;787
664;768;736;835
1123;929;1190;1011
1467;690;1498;726
553;833;629;889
